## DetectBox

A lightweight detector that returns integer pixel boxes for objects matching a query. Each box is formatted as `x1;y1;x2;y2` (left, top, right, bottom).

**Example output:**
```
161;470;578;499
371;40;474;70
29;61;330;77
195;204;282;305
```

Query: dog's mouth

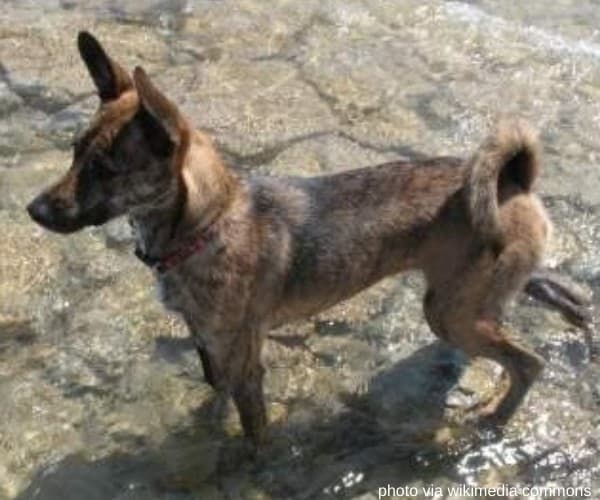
27;196;114;234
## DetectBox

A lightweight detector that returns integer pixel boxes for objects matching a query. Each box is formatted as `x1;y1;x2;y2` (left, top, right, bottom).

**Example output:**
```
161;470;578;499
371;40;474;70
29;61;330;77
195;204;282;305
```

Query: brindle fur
28;32;590;446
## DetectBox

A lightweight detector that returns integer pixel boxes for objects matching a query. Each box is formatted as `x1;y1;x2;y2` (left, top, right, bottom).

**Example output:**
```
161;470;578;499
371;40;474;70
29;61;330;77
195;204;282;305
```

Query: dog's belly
271;255;417;328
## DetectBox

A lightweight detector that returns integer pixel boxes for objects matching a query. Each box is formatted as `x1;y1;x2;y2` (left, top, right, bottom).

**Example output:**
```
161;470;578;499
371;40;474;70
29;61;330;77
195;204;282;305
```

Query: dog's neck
130;130;238;263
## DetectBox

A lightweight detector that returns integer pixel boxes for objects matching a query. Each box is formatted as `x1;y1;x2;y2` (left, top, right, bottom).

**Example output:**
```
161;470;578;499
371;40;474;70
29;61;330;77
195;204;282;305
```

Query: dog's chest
156;273;197;316
155;269;221;331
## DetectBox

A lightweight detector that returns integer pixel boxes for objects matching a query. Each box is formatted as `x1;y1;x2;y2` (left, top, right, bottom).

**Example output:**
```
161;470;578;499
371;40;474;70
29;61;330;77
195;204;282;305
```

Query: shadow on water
14;340;479;500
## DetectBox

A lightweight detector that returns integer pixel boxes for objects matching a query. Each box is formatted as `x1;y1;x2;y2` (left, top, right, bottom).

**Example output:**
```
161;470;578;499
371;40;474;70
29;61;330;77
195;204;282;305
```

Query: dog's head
27;32;189;233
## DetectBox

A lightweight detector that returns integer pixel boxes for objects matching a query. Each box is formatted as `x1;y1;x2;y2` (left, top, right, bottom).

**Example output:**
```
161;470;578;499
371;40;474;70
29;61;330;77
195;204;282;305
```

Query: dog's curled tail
467;119;541;247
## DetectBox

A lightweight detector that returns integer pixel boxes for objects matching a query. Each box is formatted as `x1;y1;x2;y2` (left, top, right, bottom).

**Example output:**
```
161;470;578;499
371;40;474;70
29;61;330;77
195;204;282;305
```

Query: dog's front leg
196;345;217;388
193;330;267;446
231;363;267;447
223;330;268;447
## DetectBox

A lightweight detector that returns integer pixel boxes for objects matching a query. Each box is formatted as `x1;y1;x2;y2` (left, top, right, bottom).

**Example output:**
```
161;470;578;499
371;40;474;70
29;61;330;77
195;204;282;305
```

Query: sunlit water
0;1;599;499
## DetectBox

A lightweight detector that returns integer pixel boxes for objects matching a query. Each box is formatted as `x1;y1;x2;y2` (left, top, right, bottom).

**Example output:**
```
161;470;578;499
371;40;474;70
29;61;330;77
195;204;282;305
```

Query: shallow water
0;1;599;499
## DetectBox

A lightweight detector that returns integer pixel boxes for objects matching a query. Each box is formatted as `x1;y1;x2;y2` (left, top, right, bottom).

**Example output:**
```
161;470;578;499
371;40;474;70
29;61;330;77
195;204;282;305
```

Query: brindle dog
27;32;590;446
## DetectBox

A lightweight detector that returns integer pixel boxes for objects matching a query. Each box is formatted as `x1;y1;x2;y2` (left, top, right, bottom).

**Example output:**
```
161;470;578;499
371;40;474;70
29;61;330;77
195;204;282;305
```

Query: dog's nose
27;196;54;226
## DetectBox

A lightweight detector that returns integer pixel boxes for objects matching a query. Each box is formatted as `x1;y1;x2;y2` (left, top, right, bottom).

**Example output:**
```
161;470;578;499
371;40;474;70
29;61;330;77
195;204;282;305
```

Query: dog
27;32;589;446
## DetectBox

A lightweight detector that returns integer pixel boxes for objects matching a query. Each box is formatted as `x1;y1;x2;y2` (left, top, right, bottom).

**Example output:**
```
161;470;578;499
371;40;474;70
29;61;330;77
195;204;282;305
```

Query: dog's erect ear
133;66;185;144
77;31;133;101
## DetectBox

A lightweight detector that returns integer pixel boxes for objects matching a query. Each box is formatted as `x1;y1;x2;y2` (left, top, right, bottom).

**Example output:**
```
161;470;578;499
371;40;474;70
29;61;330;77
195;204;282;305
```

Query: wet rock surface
0;1;599;499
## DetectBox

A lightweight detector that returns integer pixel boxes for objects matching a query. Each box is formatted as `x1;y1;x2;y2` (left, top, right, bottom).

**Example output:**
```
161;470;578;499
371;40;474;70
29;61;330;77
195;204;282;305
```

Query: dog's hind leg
425;241;546;425
468;321;544;424
476;242;547;424
524;269;592;328
427;311;544;424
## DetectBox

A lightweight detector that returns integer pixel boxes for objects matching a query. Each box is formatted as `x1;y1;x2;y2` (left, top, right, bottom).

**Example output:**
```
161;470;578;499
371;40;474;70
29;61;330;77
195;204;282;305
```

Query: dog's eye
90;155;120;179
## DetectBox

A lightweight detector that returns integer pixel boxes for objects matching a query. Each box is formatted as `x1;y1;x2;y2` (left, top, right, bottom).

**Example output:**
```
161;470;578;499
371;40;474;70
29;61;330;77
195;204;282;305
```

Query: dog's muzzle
27;196;54;227
26;194;70;231
26;194;91;234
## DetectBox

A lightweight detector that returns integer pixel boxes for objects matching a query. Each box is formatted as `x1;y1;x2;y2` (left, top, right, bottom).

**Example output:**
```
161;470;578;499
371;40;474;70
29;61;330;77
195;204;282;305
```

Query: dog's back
251;122;549;330
249;158;466;324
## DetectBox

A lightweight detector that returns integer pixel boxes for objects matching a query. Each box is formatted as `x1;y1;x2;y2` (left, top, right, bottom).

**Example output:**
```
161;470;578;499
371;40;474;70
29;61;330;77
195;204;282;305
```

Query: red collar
134;226;215;273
